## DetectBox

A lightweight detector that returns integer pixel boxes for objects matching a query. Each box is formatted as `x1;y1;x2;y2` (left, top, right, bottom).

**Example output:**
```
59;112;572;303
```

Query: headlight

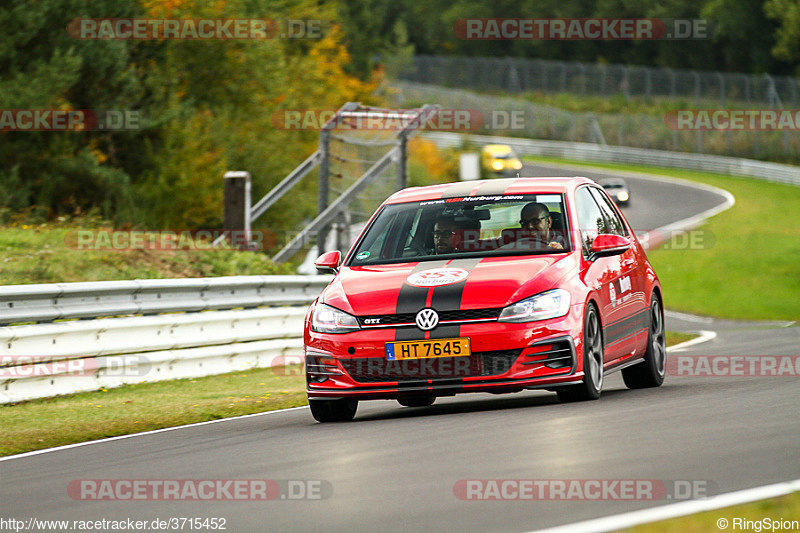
617;191;629;201
311;303;360;333
498;289;571;322
491;160;504;171
512;160;522;170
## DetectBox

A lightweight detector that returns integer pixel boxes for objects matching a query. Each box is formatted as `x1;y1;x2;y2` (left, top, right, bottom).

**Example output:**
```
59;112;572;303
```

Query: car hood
320;254;577;316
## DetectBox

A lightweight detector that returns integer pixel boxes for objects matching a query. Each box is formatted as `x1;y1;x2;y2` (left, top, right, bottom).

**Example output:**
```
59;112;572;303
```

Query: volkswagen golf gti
304;177;665;422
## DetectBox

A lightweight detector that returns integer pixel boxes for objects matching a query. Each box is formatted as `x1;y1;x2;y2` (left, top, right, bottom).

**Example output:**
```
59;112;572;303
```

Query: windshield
492;150;518;160
347;193;571;266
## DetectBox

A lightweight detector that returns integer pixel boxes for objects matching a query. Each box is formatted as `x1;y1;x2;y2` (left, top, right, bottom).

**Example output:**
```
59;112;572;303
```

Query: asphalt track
1;166;798;533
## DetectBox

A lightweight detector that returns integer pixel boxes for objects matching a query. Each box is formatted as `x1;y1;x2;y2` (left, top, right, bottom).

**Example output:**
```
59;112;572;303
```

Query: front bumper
305;307;585;400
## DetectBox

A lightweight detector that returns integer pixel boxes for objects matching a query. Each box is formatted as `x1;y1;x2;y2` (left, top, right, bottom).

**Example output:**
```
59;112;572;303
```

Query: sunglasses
520;216;549;226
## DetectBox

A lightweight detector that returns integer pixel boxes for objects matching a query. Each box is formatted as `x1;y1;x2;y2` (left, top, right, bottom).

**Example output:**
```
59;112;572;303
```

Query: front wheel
309;398;358;422
622;292;666;389
557;303;603;402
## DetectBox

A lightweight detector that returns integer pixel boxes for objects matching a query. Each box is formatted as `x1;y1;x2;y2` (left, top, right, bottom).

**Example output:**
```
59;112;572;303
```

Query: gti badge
415;308;439;331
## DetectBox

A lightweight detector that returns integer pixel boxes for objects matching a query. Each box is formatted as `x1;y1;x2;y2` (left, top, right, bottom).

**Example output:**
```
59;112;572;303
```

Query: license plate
385;338;471;360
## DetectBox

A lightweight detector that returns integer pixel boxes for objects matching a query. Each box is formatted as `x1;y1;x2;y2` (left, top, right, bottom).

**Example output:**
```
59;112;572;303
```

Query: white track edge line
666;330;717;353
0;406;309;462
528;477;800;533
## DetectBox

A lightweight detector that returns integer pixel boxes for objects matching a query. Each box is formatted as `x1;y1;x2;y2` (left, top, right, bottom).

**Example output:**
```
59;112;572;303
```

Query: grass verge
0;218;293;285
0;367;306;457
524;155;800;321
665;331;697;347
628;491;800;532
0;334;694;457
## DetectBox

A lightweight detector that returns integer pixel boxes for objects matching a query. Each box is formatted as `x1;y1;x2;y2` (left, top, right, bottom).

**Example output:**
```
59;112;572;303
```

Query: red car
304;177;665;422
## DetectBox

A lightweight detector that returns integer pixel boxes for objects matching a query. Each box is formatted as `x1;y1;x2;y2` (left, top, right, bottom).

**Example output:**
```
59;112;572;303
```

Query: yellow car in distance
481;144;523;177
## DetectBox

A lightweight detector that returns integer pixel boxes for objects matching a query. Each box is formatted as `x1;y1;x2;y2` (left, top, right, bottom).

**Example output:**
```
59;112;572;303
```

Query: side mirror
590;234;631;259
314;250;341;273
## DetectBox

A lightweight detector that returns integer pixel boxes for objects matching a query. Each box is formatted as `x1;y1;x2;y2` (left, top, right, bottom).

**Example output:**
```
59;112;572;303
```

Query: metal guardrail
0;275;332;325
0;307;306;403
0;275;333;403
422;132;800;186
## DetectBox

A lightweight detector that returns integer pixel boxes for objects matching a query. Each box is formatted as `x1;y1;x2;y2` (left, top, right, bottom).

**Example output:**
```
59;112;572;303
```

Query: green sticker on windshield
356;251;370;260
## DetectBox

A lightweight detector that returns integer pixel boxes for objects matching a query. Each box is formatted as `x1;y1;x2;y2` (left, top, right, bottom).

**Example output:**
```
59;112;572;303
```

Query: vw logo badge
415;308;439;331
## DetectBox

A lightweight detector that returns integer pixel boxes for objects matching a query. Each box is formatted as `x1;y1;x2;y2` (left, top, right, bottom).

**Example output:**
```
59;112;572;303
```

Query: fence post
507;57;521;92
743;74;751;105
223;171;252;249
668;69;676;98
600;64;607;95
398;131;408;189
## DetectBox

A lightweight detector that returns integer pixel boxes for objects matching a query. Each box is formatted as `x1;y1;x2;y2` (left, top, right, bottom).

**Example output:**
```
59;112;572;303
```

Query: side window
589;187;628;236
575;187;607;254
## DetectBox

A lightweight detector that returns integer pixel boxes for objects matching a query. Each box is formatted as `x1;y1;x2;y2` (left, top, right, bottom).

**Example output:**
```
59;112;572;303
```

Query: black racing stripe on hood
428;257;482;340
395;260;447;341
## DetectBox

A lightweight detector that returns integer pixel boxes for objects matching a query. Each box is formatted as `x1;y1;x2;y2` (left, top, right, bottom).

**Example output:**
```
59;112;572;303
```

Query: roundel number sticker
406;268;470;287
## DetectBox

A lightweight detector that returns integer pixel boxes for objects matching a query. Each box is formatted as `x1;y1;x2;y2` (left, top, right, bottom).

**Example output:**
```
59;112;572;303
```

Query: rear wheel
622;292;666;389
397;395;436;408
309;398;358;422
557;303;603;402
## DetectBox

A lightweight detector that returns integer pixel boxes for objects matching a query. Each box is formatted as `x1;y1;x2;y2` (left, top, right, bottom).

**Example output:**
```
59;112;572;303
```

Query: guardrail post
223;171;252;249
317;130;330;257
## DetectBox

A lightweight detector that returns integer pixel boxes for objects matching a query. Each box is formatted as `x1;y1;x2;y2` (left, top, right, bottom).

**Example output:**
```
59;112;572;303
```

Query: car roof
482;144;514;153
385;177;597;204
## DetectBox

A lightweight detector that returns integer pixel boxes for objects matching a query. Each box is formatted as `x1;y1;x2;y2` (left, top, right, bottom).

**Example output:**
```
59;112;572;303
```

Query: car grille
340;349;522;383
357;308;502;327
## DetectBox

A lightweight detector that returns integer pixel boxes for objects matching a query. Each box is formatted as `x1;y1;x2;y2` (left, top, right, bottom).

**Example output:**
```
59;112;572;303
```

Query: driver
432;216;458;254
520;203;564;250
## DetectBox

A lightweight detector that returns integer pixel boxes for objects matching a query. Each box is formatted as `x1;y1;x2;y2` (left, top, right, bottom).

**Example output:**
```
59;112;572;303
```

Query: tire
622;292;666;389
397;396;436;408
309;398;358;422
557;303;603;402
